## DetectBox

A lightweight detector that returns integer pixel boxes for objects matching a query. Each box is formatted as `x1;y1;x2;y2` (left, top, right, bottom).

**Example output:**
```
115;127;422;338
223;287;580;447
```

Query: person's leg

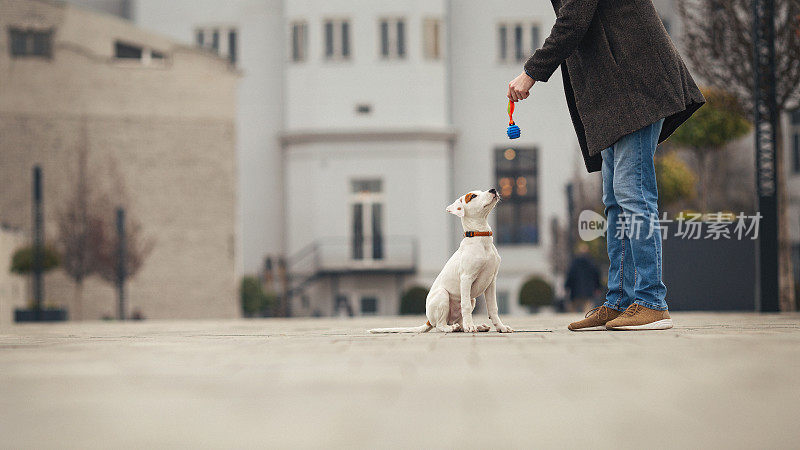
601;144;637;312
567;151;632;331
608;118;668;311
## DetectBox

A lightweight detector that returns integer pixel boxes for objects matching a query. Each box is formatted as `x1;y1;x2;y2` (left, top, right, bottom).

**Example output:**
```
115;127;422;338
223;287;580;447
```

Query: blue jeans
601;118;668;311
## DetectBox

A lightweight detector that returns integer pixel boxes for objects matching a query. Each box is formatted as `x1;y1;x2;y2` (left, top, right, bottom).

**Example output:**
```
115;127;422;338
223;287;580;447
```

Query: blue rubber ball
507;124;521;139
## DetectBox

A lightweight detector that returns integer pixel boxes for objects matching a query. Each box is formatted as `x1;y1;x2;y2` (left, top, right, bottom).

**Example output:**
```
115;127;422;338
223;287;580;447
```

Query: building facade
130;0;582;316
0;0;239;320
0;226;26;327
76;0;800;315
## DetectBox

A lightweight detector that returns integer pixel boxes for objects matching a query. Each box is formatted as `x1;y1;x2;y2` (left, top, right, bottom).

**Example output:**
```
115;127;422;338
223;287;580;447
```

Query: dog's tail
369;321;434;334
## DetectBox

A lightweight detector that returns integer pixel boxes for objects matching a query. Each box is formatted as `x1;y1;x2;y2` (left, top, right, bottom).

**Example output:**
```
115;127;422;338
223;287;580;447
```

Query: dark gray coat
524;0;705;173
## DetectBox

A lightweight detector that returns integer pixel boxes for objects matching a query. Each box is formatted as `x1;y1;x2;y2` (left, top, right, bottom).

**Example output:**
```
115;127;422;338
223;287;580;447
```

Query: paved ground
1;313;800;449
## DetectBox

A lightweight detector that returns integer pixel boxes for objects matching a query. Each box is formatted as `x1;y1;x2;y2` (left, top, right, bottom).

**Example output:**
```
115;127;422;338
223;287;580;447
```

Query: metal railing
286;236;418;297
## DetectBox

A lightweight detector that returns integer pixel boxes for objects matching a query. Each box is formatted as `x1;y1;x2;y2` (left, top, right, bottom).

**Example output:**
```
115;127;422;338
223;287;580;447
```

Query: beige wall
0;227;26;327
0;0;239;319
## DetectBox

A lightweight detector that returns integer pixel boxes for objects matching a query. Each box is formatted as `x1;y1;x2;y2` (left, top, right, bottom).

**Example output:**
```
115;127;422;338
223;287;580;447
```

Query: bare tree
92;182;154;290
57;121;154;317
678;0;800;310
94;213;153;286
56;119;109;320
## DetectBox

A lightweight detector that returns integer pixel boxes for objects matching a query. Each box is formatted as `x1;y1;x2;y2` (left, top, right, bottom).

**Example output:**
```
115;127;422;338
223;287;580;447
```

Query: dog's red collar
465;231;492;238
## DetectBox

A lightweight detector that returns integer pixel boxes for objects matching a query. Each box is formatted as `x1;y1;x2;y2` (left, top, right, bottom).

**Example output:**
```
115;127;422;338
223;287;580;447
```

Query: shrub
519;276;554;309
400;286;428;315
10;245;60;275
240;276;276;317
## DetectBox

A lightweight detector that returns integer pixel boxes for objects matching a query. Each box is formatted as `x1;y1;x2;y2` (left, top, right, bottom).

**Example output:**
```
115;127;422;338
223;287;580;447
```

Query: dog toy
507;100;520;139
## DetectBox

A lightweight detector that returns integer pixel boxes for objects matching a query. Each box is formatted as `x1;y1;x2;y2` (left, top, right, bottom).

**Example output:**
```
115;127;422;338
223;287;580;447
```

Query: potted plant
10;245;67;322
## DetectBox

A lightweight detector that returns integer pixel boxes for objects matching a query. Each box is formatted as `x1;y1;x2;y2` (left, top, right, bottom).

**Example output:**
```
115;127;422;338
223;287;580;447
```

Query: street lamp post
752;0;780;312
116;207;126;320
32;166;44;321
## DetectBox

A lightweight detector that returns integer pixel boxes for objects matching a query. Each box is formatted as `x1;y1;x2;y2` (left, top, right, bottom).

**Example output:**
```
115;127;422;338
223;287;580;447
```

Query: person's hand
507;72;535;102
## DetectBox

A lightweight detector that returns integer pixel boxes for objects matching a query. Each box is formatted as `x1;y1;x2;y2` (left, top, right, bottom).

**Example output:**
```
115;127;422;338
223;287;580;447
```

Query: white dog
370;189;513;334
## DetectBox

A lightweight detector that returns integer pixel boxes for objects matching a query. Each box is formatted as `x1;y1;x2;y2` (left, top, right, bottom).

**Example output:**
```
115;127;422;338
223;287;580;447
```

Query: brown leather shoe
605;303;673;330
568;305;621;331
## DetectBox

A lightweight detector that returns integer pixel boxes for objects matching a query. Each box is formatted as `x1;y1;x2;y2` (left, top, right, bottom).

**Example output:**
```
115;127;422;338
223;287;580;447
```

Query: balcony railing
287;236;418;297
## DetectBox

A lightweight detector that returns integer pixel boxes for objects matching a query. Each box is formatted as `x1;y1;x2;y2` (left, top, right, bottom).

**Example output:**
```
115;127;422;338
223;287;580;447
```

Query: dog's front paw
451;323;463;332
495;324;514;333
476;323;491;332
462;322;478;333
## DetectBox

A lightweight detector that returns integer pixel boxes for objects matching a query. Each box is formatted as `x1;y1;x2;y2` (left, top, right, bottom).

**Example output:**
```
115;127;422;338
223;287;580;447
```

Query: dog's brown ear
446;198;465;217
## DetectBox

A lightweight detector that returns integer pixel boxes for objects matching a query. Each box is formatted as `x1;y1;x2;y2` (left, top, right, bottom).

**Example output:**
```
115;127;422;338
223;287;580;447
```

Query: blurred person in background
564;243;601;313
507;0;705;330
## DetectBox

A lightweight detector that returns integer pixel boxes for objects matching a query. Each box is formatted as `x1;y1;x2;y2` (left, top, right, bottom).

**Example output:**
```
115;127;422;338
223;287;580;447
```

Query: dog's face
445;189;500;218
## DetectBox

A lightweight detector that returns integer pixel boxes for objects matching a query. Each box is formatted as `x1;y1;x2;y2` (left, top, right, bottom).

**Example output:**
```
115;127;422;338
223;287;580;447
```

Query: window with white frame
324;19;351;60
195;26;238;65
290;21;307;62
379;18;406;59
498;22;541;63
351;179;384;261
114;40;166;66
423;18;442;59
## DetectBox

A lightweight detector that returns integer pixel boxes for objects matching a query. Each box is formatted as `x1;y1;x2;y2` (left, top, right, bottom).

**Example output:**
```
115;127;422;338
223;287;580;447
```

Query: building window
115;41;142;59
498;26;507;61
113;40;166;65
195;26;238;65
351;179;384;261
380;18;406;59
423;18;442;59
228;30;237;65
514;24;523;61
360;296;378;315
9;28;53;58
498;22;540;63
495;147;539;245
211;29;220;51
324;19;350;60
291;21;307;62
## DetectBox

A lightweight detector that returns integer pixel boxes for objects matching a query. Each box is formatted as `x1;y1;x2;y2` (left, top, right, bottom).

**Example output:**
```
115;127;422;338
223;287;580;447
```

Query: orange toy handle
507;100;515;125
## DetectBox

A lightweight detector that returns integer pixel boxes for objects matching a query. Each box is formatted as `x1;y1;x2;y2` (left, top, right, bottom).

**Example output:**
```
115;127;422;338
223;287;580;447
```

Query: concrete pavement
2;313;800;449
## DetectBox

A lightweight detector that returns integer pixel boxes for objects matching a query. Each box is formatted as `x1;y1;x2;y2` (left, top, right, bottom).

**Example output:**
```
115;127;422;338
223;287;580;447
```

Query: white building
129;0;583;316
110;0;780;316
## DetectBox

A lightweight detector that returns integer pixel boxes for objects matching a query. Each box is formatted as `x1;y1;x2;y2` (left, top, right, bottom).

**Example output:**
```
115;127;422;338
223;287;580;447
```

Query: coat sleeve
523;0;599;82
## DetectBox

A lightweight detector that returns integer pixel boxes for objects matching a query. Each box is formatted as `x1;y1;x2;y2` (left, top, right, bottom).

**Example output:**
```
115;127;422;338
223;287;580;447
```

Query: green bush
519;276;554;309
400;286;428;315
10;245;60;275
656;151;697;209
240;276;276;317
669;87;751;150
